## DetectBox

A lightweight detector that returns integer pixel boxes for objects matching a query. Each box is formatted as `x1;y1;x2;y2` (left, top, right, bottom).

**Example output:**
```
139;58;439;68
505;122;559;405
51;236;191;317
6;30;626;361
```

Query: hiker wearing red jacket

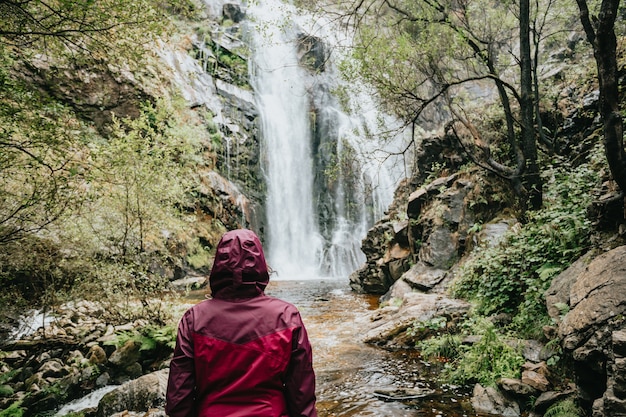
165;229;318;417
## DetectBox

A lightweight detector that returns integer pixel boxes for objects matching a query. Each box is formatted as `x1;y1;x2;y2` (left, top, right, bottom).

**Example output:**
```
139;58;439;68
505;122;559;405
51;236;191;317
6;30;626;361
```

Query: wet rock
109;340;142;368
96;369;169;417
364;292;470;347
373;387;436;401
471;383;520;417
223;4;245;23
296;34;327;72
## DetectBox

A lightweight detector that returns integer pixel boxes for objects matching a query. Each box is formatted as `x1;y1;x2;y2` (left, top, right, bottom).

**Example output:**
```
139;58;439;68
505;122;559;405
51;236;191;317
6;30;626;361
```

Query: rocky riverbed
4;244;626;417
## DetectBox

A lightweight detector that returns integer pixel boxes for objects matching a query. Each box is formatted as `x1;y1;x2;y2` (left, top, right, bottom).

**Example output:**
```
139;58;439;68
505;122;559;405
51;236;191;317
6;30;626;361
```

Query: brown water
262;279;476;417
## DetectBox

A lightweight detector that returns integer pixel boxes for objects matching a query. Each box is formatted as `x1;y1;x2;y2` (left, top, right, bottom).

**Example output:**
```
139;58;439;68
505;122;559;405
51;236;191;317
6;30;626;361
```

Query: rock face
545;246;626;416
350;162;510;295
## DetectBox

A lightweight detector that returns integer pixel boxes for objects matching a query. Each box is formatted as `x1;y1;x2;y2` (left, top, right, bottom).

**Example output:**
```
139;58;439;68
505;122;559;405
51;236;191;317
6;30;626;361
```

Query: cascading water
248;1;324;279
247;0;408;279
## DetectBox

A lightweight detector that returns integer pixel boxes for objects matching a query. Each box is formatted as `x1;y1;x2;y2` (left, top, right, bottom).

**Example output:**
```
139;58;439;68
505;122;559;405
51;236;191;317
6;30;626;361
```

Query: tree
0;0;162;53
0;0;171;245
0;51;85;244
329;0;574;210
575;0;626;192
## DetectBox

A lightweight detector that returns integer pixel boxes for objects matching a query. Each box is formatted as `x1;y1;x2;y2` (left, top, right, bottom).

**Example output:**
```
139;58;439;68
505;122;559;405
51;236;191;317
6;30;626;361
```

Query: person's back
166;229;317;417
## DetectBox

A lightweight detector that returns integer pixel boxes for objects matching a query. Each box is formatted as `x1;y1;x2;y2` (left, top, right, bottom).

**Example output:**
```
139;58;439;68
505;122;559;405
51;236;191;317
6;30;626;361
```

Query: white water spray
248;1;324;279
247;0;408;279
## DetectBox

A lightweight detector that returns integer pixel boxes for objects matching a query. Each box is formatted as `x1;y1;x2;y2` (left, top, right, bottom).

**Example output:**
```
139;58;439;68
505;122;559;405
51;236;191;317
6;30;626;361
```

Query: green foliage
452;160;600;335
105;324;177;351
0;384;13;397
0;45;87;245
544;399;584;417
72;98;198;260
0;401;24;417
73;261;174;324
186;239;213;270
0;0;167;63
418;333;462;361
0;368;19;386
436;318;524;386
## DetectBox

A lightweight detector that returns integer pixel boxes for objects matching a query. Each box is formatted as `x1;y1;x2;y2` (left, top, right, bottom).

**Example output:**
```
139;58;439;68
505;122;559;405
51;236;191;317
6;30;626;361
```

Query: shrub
441;318;524;386
544;399;584;417
452;158;600;336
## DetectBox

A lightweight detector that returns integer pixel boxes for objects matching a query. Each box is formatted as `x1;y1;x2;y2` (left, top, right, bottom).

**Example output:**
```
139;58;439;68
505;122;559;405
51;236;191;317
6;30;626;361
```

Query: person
165;229;318;417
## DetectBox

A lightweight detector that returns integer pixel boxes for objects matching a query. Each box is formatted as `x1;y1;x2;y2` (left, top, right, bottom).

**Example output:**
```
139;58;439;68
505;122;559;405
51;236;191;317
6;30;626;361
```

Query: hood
209;229;270;299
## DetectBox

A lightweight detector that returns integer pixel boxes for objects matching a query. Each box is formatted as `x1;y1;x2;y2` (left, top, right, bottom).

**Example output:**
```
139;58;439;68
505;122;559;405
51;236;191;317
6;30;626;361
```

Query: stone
612;358;626;398
613;331;626;358
401;261;447;291
363;292;470;346
222;4;245;23
522;340;554;362
474;220;514;248
559;247;626;340
383;243;412;264
87;345;107;365
544;250;596;321
380;279;414;305
521;363;550;392
296;33;326;72
498;378;538;396
522;370;550;392
407;188;428;218
387;258;410;282
471;384;520;417
39;359;68;378
418;226;458;269
533;388;576;414
96;369;169;417
108;340;141;368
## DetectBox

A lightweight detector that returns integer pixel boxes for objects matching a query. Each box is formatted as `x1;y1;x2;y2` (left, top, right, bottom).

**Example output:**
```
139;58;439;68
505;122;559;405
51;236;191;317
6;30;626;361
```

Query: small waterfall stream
247;0;408;279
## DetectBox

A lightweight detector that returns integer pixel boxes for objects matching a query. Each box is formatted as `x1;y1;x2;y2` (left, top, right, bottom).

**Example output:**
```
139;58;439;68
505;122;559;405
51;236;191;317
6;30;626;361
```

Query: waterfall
247;0;408;279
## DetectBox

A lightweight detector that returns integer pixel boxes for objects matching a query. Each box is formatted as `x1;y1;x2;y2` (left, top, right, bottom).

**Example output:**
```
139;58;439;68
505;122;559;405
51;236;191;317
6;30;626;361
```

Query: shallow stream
232;279;475;417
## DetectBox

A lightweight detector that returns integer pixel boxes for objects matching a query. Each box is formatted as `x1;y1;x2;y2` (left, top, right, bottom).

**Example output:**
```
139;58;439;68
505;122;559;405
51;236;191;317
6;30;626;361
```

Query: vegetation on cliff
0;0;234;320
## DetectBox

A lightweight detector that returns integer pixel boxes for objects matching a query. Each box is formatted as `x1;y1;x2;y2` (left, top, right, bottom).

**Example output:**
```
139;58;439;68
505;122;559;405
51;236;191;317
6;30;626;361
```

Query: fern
544;399;583;417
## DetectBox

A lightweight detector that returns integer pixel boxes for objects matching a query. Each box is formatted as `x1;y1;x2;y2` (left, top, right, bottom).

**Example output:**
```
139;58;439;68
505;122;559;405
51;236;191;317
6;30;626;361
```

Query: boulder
108;340;142;368
498;377;538;397
418;226;458;269
401;261;447;291
96;369;169;417
363;292;470;347
471;384;520;417
296;34;326;72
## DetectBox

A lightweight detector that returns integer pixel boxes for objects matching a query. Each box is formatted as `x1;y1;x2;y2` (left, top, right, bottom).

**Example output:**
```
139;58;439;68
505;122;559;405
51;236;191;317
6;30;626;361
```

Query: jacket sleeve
166;310;196;417
284;312;318;417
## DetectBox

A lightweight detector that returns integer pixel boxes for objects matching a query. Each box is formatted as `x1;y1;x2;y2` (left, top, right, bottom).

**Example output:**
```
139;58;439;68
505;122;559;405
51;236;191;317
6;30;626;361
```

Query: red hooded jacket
165;229;318;417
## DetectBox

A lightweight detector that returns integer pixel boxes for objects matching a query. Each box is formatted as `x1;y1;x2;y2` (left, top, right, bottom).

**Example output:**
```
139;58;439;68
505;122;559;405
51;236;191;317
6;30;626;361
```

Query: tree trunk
520;0;542;209
577;0;626;191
